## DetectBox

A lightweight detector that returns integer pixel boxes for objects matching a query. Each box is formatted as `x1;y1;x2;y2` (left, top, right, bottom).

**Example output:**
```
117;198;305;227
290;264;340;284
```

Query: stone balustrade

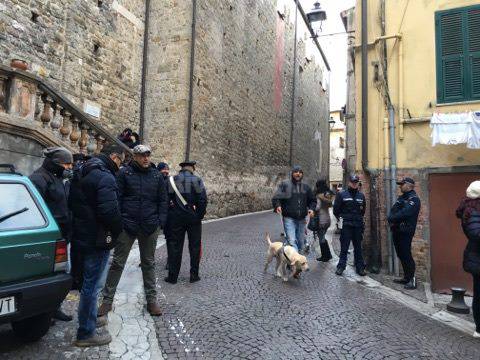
0;64;130;155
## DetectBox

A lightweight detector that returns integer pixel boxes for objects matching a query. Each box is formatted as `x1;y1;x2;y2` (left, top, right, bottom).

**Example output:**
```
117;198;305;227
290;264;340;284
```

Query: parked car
0;164;71;341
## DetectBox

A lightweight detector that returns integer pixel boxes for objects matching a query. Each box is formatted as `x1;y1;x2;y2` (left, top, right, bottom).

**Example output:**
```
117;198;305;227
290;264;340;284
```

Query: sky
299;0;356;111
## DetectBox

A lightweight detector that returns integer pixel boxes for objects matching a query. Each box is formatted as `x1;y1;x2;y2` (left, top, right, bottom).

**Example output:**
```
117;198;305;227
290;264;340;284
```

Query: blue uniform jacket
333;188;366;228
388;190;421;235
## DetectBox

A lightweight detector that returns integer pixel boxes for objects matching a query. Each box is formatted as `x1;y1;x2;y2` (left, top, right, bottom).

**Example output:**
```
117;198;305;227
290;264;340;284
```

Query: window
435;5;480;103
0;183;46;231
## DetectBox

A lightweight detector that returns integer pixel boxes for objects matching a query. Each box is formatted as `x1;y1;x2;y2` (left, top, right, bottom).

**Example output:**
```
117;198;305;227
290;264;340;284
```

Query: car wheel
11;312;52;342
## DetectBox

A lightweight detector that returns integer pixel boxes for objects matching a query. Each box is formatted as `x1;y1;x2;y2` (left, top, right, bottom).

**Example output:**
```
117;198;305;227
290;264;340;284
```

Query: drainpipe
289;1;299;167
383;117;393;273
185;0;197;160
138;0;151;142
361;0;368;172
388;105;399;275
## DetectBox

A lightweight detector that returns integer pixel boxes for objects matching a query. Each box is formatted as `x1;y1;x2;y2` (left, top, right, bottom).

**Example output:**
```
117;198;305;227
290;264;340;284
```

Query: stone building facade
1;0;330;218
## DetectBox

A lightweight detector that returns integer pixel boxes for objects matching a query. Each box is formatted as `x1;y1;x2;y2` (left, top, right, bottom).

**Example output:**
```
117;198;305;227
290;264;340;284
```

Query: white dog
264;233;309;281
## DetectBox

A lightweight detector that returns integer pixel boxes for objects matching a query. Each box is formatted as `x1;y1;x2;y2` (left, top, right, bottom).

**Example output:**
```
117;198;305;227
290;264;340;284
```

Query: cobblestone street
1;211;480;359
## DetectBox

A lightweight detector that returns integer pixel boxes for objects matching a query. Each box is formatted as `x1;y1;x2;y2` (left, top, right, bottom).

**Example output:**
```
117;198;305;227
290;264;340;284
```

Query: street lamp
307;2;327;34
329;118;336;129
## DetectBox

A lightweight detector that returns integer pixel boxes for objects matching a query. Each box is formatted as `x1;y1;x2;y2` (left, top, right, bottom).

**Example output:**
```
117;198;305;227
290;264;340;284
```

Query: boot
356;269;367;276
53;308;73;322
190;274;200;283
97;303;112;317
393;278;409;284
164;276;177;284
74;332;112;347
404;277;417;290
335;267;344;276
147;302;162;316
96;315;108;328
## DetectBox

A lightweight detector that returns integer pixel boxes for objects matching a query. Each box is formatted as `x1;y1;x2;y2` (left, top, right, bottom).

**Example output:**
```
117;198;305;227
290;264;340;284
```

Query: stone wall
146;0;330;217
0;0;145;136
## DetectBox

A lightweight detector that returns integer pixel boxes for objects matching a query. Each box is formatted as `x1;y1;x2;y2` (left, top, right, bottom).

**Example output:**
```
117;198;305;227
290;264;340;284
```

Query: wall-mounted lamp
307;2;327;36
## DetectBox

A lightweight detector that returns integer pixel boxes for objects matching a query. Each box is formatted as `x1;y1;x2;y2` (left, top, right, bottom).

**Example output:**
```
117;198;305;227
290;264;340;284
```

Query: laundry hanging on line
430;111;480;149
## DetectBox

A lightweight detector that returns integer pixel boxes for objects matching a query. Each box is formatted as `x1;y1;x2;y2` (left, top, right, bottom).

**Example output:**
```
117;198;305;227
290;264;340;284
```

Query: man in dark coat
272;165;316;252
98;145;167;316
69;144;124;347
30;147;73;322
388;177;421;290
333;174;367;276
164;160;207;284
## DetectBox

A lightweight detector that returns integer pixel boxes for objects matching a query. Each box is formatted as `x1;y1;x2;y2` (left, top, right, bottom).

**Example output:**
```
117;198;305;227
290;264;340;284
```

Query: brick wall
0;0;145;135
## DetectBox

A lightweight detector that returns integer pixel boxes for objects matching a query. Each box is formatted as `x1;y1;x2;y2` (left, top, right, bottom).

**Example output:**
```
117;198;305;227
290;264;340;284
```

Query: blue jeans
77;249;110;340
283;217;306;251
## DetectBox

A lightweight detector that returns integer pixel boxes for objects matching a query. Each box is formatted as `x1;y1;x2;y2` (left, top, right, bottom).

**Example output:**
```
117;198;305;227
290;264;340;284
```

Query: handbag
307;214;320;232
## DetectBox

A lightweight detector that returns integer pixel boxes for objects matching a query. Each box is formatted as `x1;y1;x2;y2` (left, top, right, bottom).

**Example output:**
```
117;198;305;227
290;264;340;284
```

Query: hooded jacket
29;157;70;237
69;154;123;253
117;161;168;235
272;177;316;220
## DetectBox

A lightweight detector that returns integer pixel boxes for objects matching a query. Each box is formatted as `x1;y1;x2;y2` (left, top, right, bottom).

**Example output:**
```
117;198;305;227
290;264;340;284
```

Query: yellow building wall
355;0;480;171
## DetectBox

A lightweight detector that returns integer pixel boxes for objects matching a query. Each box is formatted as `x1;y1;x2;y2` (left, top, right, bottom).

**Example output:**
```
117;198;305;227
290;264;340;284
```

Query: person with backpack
456;180;480;338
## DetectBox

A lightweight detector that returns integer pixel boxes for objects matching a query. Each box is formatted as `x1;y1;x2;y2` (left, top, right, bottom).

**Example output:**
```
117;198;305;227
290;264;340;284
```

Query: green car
0;164;72;341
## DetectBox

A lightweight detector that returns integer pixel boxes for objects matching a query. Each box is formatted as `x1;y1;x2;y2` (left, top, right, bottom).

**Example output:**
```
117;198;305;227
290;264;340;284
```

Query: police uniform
333;176;366;275
388;178;421;286
164;161;207;284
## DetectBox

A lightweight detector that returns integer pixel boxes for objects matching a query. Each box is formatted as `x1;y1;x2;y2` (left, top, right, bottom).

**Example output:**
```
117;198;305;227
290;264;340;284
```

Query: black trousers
392;231;416;280
167;215;202;280
473;274;480;332
338;225;365;271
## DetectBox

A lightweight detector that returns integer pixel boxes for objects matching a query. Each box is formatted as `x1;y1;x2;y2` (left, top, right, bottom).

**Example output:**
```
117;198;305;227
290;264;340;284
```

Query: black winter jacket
29;158;70;238
117;161;168;236
69;155;123;253
272;180;316;220
459;209;480;275
167;170;208;220
333;188;366;228
387;190;421;235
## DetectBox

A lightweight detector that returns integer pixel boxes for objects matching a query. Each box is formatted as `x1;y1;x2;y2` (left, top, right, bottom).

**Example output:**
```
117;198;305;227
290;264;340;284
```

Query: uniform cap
179;160;197;167
396;177;415;185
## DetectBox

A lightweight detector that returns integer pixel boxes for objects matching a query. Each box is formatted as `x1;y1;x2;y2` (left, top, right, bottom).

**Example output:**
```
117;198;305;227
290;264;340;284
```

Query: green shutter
467;8;480;99
436;10;465;103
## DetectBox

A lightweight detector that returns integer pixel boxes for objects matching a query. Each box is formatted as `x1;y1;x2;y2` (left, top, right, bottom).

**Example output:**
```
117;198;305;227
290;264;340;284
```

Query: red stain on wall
273;16;285;113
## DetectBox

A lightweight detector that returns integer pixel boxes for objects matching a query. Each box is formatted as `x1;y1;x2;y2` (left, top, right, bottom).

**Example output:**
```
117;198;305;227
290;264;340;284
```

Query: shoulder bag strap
169;176;188;206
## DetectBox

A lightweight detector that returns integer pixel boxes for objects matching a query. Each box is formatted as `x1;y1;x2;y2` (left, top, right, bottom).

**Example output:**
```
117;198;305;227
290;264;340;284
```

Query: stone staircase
0;64;130;173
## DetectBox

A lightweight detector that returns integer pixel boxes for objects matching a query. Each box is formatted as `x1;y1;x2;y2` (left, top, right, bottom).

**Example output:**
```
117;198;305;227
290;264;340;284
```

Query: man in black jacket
333;174;367;276
388;177;421;290
98;145;167;316
164;160;207;284
272;165;316;252
69;144;124;347
30;147;73;322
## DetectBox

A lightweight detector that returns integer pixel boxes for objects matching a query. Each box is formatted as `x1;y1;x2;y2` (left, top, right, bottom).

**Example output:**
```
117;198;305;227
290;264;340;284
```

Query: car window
0;182;46;231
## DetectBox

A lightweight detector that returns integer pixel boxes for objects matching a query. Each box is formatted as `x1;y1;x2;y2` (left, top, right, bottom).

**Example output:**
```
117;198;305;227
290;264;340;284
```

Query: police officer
333;174;367;276
164;160;207;284
388;177;421;290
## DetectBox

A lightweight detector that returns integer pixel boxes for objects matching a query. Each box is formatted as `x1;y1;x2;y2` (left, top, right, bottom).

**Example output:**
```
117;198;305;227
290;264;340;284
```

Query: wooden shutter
436;10;465;103
467;8;480;99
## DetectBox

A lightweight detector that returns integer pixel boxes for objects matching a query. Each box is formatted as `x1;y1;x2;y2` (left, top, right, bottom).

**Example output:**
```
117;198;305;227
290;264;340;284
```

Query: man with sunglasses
98;145;168;317
272;165;316;252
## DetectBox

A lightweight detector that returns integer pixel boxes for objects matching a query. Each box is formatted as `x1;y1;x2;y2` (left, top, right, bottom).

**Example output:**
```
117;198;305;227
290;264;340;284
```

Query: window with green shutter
436;5;480;104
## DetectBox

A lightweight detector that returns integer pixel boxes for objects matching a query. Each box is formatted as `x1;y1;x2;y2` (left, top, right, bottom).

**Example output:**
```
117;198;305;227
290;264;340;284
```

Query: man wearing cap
164;160;207;284
333;174;367;276
272;165;316;252
388;177;421;289
30;147;74;322
98;144;167;316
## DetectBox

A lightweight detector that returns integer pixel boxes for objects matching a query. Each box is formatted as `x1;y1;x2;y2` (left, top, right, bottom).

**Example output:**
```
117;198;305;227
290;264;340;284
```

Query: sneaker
164;276;177;284
404;277;417;290
97;303;112;317
473;331;480;338
335;268;344;276
190;274;201;283
74;332;112;347
53;309;73;322
393;278;409;284
147;302;163;316
96;315;108;328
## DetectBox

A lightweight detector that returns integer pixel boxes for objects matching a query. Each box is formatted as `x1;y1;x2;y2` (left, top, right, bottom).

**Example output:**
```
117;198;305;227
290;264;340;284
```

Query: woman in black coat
456;180;480;338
